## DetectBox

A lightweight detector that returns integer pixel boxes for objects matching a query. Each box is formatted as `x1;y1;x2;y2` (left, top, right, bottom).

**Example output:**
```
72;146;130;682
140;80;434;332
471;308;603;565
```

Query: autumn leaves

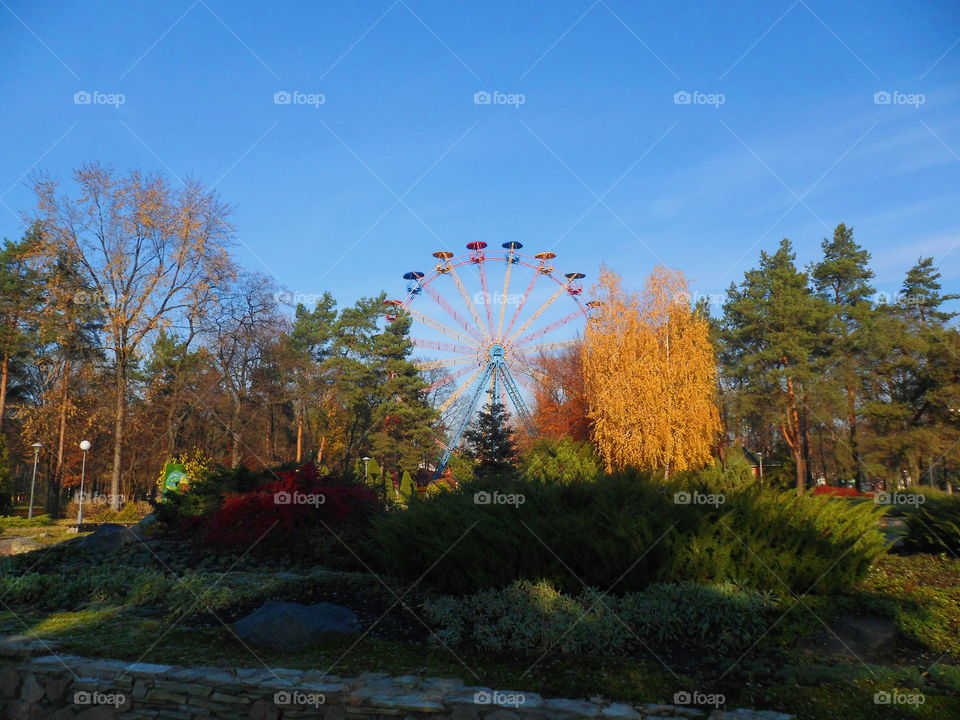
583;267;720;475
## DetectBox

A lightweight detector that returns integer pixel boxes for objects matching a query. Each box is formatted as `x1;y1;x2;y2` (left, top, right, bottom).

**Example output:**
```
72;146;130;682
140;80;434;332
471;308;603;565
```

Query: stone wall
0;636;793;720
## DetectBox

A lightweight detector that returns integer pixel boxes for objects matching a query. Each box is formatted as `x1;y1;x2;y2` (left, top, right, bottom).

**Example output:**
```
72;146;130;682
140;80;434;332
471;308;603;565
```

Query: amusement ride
384;242;593;479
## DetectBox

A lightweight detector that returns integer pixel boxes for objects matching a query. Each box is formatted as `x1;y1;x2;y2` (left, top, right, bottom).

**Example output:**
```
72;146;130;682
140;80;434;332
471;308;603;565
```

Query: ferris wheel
384;242;591;479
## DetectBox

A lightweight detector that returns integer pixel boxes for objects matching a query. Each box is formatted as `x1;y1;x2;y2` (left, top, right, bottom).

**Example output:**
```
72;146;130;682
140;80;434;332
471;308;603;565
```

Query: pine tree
722;239;832;493
900;257;959;325
463;401;519;478
368;310;438;479
0;228;45;431
810;223;875;487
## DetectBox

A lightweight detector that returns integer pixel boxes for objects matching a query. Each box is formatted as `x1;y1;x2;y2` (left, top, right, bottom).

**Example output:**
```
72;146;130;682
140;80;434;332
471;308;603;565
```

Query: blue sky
2;0;958;316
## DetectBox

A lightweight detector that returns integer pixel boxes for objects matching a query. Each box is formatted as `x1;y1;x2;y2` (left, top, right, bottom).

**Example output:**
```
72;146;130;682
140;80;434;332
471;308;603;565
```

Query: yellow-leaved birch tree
583;266;720;474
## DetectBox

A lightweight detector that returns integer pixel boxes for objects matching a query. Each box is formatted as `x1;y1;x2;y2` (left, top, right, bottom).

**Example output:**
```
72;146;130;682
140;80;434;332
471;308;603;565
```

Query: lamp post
757;451;764;486
77;440;91;526
28;443;43;519
362;456;371;481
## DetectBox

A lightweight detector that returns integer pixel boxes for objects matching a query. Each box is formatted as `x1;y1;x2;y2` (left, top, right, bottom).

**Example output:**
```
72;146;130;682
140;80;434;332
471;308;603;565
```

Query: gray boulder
798;615;897;660
78;523;140;553
233;601;361;649
0;537;43;556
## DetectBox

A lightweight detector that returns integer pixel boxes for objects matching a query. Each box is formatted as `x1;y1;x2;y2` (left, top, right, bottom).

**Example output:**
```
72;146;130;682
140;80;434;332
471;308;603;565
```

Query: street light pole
757;452;764;487
28;443;43;520
362;456;370;481
77;440;91;526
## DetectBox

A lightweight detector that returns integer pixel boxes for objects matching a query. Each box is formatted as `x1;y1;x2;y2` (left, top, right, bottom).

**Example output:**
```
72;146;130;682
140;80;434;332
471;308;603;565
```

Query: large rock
0;537;42;556
77;524;139;554
232;601;361;649
798;615;897;660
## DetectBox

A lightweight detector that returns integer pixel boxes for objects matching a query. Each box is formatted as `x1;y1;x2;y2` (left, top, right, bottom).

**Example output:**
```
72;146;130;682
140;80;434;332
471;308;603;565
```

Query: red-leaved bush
201;464;378;548
812;485;873;498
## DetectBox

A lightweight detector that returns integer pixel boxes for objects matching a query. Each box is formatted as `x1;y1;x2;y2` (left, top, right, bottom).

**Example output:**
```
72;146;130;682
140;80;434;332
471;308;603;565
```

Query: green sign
161;463;188;492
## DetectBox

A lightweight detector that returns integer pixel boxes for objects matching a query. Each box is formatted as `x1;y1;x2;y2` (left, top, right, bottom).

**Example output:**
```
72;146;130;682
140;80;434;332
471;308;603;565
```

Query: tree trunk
0;353;9;431
230;396;241;467
846;384;862;487
295;406;303;463
800;392;813;489
110;359;126;511
317;435;326;464
782;376;806;494
48;362;70;516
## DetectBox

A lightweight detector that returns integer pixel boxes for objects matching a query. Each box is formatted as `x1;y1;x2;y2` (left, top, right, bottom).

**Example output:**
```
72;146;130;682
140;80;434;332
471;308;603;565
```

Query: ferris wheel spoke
512;339;578;355
507;285;566;344
477;260;495;336
412;338;477;355
513;309;583;347
440;364;485;413
406;305;478;347
503;271;539;340
447;265;488;340
427;363;474;392
415;356;477;371
422;283;484;342
496;255;515;341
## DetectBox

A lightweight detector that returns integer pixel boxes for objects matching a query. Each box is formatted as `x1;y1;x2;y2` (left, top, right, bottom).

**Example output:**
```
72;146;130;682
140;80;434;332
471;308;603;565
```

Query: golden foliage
583;266;721;473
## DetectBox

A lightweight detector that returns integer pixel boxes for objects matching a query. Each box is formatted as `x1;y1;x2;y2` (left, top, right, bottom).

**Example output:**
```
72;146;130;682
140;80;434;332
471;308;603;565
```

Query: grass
0;526;957;719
